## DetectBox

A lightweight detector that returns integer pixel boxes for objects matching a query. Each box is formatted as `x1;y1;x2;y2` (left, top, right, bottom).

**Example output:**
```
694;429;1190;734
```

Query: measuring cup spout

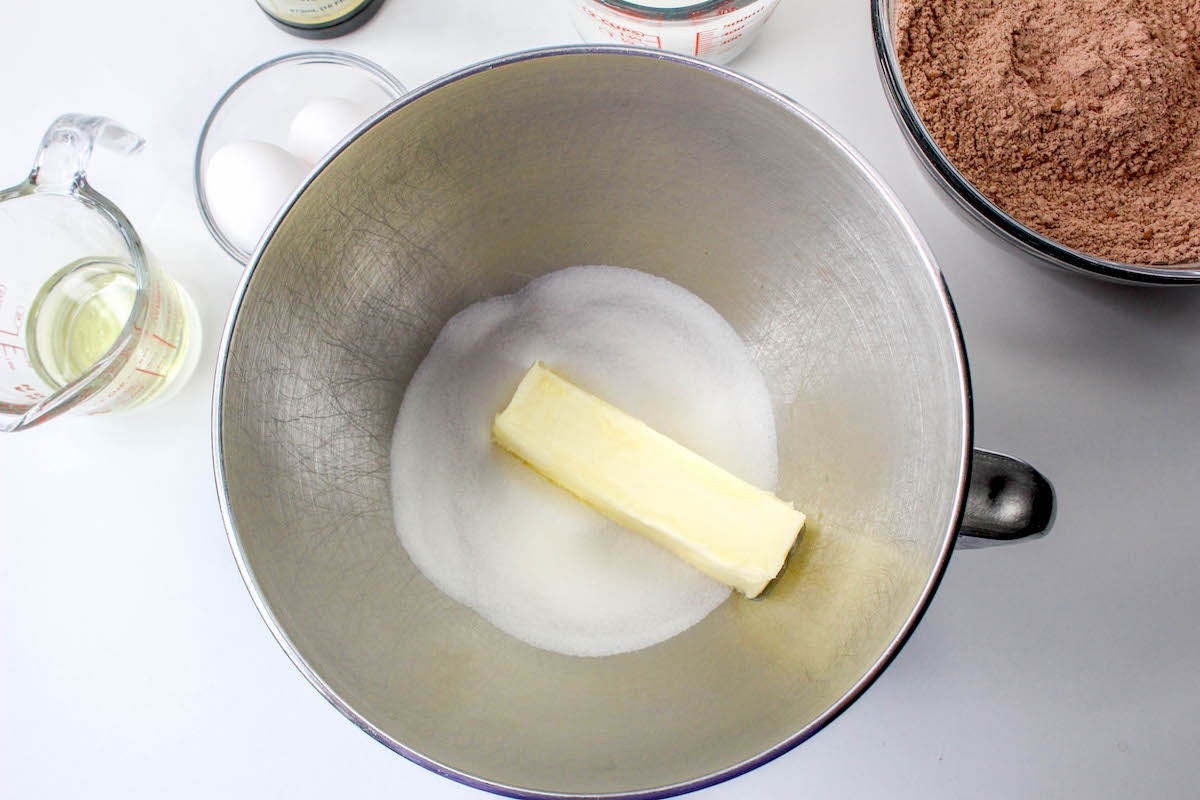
28;114;145;190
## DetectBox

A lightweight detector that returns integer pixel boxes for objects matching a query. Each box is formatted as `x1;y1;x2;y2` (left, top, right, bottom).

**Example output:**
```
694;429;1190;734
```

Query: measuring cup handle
956;449;1055;547
29;114;145;190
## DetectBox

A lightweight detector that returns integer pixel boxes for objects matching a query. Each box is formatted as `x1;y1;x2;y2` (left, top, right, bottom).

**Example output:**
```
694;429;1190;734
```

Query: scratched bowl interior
215;48;969;798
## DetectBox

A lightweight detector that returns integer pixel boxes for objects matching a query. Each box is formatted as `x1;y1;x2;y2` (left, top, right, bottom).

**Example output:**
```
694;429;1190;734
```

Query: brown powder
895;0;1200;265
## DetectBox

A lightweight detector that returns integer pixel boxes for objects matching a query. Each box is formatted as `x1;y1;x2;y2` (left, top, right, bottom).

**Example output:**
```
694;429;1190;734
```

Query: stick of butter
492;362;805;598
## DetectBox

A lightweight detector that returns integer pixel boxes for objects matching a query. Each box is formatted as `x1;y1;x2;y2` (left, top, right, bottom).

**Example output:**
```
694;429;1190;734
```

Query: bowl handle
957;449;1055;547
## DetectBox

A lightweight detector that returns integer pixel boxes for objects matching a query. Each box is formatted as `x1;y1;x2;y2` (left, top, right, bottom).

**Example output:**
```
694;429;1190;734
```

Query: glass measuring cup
568;0;784;64
0;114;201;432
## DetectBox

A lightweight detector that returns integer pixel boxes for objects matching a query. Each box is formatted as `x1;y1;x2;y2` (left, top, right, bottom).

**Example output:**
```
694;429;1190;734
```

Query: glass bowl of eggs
195;50;407;265
871;0;1200;285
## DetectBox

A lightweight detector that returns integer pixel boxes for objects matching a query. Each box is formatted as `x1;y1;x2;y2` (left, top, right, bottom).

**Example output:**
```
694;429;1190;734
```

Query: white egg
204;139;311;255
286;97;372;166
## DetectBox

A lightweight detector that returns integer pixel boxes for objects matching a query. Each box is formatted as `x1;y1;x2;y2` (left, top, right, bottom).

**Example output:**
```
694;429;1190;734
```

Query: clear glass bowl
195;50;406;265
871;0;1200;286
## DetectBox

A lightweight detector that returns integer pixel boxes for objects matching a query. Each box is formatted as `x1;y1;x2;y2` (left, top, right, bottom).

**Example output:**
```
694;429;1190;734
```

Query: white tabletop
3;2;1198;798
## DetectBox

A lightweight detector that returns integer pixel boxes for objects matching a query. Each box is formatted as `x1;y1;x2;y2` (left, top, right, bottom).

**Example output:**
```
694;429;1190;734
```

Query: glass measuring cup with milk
0;114;201;432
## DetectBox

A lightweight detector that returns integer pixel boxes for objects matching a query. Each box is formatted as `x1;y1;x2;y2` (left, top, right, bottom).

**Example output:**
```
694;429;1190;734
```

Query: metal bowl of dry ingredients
872;0;1200;285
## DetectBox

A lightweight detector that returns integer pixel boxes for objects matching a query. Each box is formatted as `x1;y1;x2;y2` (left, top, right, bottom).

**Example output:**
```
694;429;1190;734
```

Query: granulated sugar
390;265;779;657
896;0;1200;265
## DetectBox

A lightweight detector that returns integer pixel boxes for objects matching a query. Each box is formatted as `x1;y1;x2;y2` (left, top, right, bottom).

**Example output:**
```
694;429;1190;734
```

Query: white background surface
3;1;1198;798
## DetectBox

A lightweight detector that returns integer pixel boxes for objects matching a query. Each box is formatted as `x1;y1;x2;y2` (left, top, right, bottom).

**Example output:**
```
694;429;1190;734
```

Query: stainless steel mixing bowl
214;46;1051;798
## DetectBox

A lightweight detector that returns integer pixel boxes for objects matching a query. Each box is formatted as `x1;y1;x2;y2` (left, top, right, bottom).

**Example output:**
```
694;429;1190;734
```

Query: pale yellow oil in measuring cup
0;114;200;431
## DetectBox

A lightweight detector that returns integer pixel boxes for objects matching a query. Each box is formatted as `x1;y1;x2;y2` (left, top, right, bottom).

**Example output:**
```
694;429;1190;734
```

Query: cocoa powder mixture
895;0;1200;265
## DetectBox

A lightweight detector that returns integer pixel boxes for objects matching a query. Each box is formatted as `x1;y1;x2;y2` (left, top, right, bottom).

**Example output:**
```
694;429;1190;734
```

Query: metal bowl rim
211;43;973;799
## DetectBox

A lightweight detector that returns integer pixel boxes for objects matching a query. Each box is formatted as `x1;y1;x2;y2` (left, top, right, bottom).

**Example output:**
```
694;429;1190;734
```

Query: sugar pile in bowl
390;265;781;657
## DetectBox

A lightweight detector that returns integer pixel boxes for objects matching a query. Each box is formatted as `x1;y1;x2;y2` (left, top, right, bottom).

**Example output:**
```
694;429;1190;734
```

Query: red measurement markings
718;24;747;43
0;339;27;370
694;2;772;54
0;286;14;336
135;366;167;379
152;334;177;349
12;383;45;401
580;5;662;47
720;2;767;42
